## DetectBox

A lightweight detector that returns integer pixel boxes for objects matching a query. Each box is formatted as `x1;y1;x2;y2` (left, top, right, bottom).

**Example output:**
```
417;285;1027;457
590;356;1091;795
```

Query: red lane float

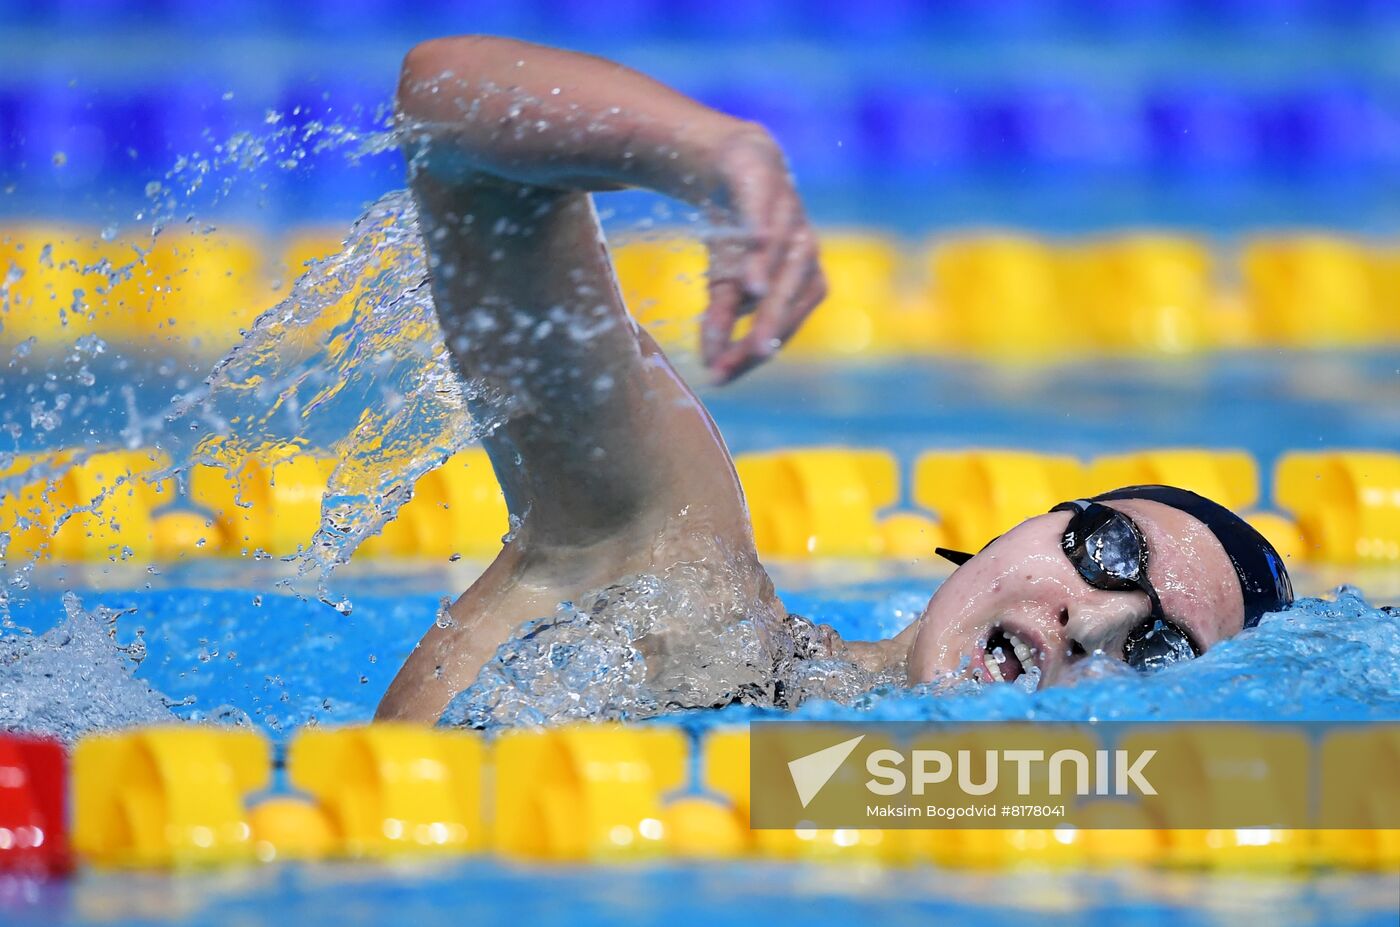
0;734;71;876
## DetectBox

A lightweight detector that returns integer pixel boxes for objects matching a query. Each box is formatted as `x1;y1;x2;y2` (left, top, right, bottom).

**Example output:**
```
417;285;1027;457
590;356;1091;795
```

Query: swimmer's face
906;499;1245;687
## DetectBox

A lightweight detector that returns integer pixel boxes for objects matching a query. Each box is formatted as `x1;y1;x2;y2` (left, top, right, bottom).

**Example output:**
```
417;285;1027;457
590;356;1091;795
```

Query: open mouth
982;627;1040;683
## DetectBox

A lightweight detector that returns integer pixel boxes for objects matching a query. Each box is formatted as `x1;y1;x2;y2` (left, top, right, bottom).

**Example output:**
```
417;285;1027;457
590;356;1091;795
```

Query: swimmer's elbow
398;35;520;117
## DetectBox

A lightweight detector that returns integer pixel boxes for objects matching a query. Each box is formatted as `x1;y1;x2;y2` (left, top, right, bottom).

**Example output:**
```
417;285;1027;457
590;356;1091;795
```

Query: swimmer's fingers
711;226;826;384
701;277;744;369
702;233;764;368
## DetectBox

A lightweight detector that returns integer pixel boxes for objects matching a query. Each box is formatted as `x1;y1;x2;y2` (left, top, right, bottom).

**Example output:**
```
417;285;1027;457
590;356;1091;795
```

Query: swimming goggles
936;499;1202;672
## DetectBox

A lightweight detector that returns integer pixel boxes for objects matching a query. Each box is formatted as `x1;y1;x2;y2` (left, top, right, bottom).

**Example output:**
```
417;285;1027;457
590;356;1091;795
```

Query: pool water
8;858;1399;927
3;349;1398;925
3;9;1399;923
1;189;1397;925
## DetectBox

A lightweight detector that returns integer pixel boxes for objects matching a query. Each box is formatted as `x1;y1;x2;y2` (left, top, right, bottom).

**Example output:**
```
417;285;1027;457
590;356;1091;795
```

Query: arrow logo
787;735;865;808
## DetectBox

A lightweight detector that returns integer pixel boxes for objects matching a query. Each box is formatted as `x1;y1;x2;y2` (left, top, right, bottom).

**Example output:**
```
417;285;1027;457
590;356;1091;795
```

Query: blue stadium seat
857;82;973;176
697;80;862;183
163;0;275;31
2;80;109;189
1143;82;1260;173
966;83;1139;173
1255;82;1395;174
535;0;663;42
800;0;926;40
663;0;798;39
407;0;540;37
273;75;401;219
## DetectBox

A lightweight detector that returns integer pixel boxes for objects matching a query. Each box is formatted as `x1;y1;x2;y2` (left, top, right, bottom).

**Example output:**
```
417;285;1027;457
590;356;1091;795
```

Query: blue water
6;569;1396;746
3;357;1398;927
6;860;1399;927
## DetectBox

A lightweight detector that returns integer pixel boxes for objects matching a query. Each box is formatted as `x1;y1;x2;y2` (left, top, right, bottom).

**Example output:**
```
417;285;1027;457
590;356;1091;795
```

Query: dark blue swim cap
1091;484;1294;628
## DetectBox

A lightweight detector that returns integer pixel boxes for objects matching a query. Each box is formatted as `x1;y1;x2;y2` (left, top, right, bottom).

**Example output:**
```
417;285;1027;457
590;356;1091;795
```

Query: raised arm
397;35;825;382
377;37;823;721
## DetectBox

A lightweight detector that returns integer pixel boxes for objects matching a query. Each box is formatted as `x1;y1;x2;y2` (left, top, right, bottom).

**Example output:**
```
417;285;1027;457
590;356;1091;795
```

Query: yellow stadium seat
926;234;1071;359
1242;235;1381;347
1063;235;1212;355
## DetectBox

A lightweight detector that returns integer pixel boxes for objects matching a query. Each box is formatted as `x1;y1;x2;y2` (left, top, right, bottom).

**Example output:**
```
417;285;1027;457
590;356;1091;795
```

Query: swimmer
377;36;1292;722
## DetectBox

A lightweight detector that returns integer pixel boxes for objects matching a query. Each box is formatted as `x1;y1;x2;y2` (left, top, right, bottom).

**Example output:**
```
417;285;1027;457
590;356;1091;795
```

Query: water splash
442;534;903;730
738;587;1400;727
0;592;177;742
443;532;792;728
163;189;501;605
419;580;1400;732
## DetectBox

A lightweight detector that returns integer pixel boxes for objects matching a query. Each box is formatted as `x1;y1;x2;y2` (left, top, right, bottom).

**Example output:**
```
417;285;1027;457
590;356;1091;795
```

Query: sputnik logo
787;735;865;808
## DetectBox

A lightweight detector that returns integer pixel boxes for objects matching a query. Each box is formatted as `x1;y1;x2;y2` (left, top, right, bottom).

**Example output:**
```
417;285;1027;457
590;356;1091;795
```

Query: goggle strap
935;546;975;566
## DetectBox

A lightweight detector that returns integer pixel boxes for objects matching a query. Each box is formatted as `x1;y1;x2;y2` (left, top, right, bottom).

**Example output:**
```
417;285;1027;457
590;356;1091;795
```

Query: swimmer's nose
1060;590;1154;660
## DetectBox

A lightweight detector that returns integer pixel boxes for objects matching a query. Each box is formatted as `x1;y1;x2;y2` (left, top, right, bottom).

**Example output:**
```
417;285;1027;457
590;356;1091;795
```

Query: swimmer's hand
397;36;824;384
702;131;828;385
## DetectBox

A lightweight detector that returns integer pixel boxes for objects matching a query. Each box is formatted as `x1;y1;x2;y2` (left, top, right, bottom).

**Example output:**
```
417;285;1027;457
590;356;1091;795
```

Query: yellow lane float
49;449;173;561
49;720;1400;873
708;726;901;862
1274;450;1400;562
787;232;901;357
190;446;335;555
72;727;269;868
3;444;1395;565
736;447;898;557
247;797;339;863
7;224;1400;356
613;236;707;353
913;450;1087;552
286;724;486;859
1121;724;1311;870
0;450;74;560
1085;448;1259;511
493;724;687;860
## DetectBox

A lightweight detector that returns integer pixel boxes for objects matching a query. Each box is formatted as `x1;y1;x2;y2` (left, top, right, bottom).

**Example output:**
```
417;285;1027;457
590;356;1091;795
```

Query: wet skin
905;499;1246;686
376;35;1251;723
